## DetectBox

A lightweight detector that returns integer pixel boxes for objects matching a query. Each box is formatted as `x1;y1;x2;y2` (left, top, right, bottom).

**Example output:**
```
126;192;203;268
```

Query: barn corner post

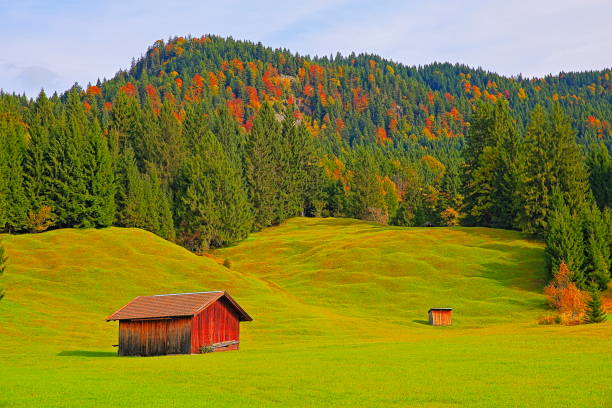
106;291;252;356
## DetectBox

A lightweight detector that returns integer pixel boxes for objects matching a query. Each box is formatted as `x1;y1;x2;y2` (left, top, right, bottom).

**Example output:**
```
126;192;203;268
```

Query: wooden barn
106;291;252;356
428;308;452;326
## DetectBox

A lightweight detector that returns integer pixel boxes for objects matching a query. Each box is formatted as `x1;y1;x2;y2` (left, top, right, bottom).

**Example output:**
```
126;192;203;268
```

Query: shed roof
106;291;252;322
428;308;453;312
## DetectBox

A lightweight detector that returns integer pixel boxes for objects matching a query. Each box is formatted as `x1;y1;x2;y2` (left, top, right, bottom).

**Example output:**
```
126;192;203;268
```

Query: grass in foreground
0;218;610;407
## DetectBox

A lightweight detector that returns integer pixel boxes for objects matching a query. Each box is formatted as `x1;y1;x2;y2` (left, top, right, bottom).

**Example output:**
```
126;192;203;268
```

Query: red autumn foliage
103;102;112;111
120;82;137;97
86;85;102;97
376;127;389;144
83;101;92;112
303;84;314;97
244;117;254;132
227;98;244;124
192;74;204;88
352;88;369;112
336;118;344;131
427;91;435;105
175;77;183;88
230;58;244;71
246;86;261;110
389;118;398;133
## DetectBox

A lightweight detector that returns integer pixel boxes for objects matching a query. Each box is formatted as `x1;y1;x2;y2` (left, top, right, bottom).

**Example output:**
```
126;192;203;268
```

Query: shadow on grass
412;319;430;325
58;350;117;357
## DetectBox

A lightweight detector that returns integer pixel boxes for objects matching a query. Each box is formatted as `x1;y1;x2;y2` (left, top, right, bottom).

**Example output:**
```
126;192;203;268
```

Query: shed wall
428;310;452;326
191;298;240;353
118;317;192;356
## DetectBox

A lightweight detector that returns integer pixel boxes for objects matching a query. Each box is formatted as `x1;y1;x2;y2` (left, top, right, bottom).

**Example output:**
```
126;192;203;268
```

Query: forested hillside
0;35;610;284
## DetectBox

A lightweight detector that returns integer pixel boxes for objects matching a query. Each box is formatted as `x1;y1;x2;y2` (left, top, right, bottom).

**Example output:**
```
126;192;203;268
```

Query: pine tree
115;149;174;240
245;103;280;230
174;129;252;251
584;288;607;323
517;103;590;236
45;91;90;227
582;202;611;290
463;100;520;228
0;111;29;231
546;191;586;286
82;117;115;227
586;143;611;210
24;91;53;213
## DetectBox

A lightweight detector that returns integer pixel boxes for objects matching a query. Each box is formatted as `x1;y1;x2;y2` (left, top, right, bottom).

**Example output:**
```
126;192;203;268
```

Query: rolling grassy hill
0;218;610;407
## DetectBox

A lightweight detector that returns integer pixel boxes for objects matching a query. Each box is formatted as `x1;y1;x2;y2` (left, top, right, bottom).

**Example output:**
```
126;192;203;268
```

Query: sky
1;0;611;97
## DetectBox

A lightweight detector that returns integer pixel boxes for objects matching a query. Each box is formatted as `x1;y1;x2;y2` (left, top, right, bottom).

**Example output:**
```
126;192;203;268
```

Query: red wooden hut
428;308;452;326
106;291;252;356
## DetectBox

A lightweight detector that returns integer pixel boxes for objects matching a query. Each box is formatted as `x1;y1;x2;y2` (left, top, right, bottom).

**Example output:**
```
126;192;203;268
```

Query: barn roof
106;291;252;322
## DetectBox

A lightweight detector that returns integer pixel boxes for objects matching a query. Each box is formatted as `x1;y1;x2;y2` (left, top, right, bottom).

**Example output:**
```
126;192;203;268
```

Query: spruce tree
245;103;280;230
517;103;590;236
582;202;611;290
24;91;53;212
586;143;611;210
545;191;586;286
584;288;607;323
45;91;90;227
463;100;520;228
115;149;175;240
174;129;252;251
82;117;115;227
0;112;29;231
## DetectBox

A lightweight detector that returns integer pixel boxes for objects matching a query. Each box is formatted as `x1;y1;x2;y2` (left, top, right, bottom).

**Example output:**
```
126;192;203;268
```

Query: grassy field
0;217;610;407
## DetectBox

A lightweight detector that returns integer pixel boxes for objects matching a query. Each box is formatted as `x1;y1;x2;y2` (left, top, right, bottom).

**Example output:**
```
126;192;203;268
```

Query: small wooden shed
428;308;452;326
106;291;252;356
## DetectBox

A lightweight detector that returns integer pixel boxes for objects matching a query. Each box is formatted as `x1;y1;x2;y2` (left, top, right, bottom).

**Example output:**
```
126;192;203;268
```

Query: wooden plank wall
118;317;191;356
191;298;240;353
428;310;452;326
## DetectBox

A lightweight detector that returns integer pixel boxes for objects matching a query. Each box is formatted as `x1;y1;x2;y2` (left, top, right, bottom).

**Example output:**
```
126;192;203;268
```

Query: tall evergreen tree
24;91;53;212
517;103;590;236
174;129;252;251
115;148;174;240
582;202;611;290
245;103;280;230
463;100;520;228
0;112;29;231
586;143;611;210
584;288;607;323
545;190;586;286
82;117;115;226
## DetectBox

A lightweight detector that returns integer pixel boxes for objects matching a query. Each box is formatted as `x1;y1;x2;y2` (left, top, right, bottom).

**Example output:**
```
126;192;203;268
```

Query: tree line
463;99;611;292
0;35;610;299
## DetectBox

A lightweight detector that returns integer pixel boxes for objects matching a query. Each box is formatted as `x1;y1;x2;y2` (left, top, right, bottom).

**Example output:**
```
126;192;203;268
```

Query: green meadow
0;218;610;407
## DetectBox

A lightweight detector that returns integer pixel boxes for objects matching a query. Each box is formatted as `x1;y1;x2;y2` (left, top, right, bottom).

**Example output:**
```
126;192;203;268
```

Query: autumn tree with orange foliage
544;262;590;324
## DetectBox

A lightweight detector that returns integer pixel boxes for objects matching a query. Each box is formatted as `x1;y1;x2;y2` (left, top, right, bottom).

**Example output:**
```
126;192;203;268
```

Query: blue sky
1;0;611;97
